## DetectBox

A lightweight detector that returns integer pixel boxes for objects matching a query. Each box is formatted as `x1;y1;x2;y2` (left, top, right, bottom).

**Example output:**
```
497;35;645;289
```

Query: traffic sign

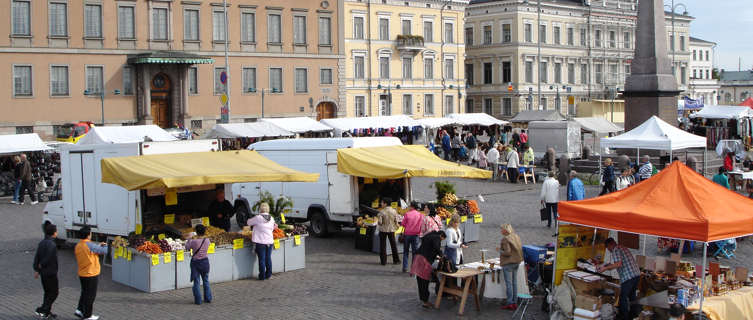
220;93;228;106
220;71;227;85
508;85;513;92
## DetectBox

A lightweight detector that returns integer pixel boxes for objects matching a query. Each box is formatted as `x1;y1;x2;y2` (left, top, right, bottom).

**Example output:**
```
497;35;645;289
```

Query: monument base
623;91;680;131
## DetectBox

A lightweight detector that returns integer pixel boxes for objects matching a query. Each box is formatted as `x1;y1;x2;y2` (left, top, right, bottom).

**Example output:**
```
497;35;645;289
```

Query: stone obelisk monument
624;0;681;130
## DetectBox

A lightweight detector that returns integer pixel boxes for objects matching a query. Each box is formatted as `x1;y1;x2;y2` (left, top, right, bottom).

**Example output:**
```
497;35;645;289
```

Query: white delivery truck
42;140;221;241
231;137;403;237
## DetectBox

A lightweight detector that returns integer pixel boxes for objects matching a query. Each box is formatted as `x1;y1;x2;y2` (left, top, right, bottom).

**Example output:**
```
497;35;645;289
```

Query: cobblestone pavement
1;178;752;320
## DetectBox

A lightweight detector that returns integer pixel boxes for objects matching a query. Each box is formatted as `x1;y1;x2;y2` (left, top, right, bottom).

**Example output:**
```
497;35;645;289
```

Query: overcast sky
680;0;753;71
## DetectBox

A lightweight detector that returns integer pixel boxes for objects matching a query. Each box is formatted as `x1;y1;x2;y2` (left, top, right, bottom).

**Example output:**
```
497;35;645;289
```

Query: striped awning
127;51;215;65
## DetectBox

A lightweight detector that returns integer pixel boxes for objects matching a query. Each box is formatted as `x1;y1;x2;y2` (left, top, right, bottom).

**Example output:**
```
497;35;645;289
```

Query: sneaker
10;200;18;204
83;315;99;320
34;310;48;318
74;310;83;318
31;201;39;205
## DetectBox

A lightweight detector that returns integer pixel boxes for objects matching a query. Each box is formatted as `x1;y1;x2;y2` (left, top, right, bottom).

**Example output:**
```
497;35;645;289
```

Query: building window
354;56;365;79
669;34;675;51
554;63;562;83
444;22;453;43
188;67;198;94
425;94;434;115
122;66;133;95
241;12;256;42
567;27;574;46
319;17;331;45
50;65;69;96
525;61;533;83
503;97;512;116
539;61;548;83
355;96;365;116
243;67;257;93
378;18;389;40
484;98;493;114
553;26;561;45
118;6;136;39
152;8;168;40
190;120;202;129
465;99;473;113
320;69;333;84
594;30;602;48
625;64;630;76
445;95;454;114
401;19;411;35
705;69;710;79
295;68;307;93
445;58;454;79
680;36;685;51
580;28;586;46
609;64;618;82
214;67;226;94
623;32;630;49
693;69;697;79
85;66;103;95
538;24;546;43
503;24;511;43
213;11;227;42
541;97;547;109
465;63;473;85
567;63;575;84
580;64;587;84
525;24;532;42
49;2;68;37
483;62;492;84
706;50;710;61
184;9;199;41
483;25;492;45
402;57;412;79
680;66;686;85
269;67;283;92
268;14;282;43
84;4;102;38
594;64;603;84
502;61;511;83
609;31;616;48
403;94;412;115
379;57;390;79
353;16;364;39
693;50;697;61
16;126;33;134
293;15;306;45
425;58;434;79
12;1;30;36
423;21;433;42
465;27;473;46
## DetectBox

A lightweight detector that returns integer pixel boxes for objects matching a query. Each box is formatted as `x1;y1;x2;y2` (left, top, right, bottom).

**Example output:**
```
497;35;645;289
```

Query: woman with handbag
444;214;466;265
411;230;447;308
185;224;212;305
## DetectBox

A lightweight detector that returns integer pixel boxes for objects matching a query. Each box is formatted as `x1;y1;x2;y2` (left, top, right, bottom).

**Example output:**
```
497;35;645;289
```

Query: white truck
42;140;221;241
232;137;403;237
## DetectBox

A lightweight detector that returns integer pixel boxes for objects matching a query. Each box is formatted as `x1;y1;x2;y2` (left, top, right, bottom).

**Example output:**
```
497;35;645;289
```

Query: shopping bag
540;206;549;222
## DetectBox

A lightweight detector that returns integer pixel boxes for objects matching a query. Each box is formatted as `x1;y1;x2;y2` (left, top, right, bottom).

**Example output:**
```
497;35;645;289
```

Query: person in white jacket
486;144;500;181
444;214;466;264
540;171;560;228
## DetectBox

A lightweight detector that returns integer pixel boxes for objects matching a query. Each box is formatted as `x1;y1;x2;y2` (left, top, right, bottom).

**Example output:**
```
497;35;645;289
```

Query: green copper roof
127;51;215;64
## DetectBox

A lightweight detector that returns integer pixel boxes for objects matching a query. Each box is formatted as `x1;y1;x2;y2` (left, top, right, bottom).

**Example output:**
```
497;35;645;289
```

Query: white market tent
0;133;53;155
76;125;177;145
573;117;623;133
690;105;753;120
447;113;509;126
415;117;457;128
204;122;294;139
320;115;420;136
259;117;333;134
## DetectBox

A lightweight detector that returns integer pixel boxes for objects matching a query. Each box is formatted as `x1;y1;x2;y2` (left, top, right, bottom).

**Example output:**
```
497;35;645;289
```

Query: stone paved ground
1;178;752;320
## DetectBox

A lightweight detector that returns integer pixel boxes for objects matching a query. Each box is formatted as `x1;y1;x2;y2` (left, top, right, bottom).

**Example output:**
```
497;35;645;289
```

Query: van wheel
309;211;329;237
235;204;250;229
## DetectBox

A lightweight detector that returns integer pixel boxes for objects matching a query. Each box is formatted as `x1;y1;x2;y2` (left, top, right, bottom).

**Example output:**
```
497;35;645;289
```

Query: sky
680;0;753;71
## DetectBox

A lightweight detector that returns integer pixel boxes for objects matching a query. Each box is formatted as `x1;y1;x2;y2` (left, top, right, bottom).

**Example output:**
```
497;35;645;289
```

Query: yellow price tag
158;233;166;240
359;228;367;235
371;200;379;208
280;213;286;224
461;216;467;223
163;252;172;263
115;246;123;258
164;214;175;224
207;242;215;254
151;254;160;266
135;224;142;235
396;226;404;234
201;217;210;226
391;202;398;209
446;218;451;225
273;239;280;249
126;250;132;261
165;189;177;205
294;235;301;246
176;250;184;262
233;238;244;250
474;214;483;224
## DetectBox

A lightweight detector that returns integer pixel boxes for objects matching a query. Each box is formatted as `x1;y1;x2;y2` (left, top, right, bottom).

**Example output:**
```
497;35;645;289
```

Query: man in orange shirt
74;227;108;320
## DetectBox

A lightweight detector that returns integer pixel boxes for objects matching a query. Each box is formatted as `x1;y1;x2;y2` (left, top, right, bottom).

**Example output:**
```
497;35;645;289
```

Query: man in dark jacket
208;189;233;231
19;154;38;205
33;223;59;318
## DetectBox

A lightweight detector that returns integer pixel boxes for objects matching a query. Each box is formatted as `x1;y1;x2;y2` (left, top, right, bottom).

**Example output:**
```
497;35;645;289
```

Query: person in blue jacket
567;170;586;201
441;130;452;160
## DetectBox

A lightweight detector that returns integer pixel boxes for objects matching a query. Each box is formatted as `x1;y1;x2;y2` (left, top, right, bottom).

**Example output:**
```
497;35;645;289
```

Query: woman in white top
444;214;466;264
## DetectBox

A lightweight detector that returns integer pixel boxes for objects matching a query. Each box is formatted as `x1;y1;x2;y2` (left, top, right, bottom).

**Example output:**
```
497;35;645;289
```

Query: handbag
540;205;549;222
438;255;458;273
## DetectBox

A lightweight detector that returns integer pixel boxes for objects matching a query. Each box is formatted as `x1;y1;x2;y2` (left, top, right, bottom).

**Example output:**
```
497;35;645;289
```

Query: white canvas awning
573;117;623;133
0;133;53;155
447;113;509;126
601;116;706;150
204;122;294;139
320;115;420;133
259;117;332;133
690;105;753;120
415;117;457;128
76;125;177;145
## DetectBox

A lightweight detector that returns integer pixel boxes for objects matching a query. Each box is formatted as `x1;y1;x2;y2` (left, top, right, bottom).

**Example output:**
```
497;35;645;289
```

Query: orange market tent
740;97;753;109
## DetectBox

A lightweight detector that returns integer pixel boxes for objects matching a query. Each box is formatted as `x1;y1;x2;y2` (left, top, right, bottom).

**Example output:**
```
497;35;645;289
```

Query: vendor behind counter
358;178;406;209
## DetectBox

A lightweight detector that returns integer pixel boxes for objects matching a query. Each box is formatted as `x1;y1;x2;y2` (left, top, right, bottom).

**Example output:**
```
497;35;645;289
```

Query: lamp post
84;89;120;125
377;84;399;116
665;1;688;78
249;87;280;118
523;0;542;109
550;85;566;113
609;86;620;123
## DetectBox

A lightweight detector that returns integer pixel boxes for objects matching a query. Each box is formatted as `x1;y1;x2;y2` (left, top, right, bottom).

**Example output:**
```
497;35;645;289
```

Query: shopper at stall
247;203;277;280
33;223;59;319
567;170;586;201
540;171;560;228
712;167;731;190
74;226;108;320
411;230;447;308
444;214;466;265
615;168;635;191
724;151;734;172
419;204;442;237
452;133;462;161
638;155;653;182
441;130;451;160
597;238;640;320
11;155;22;204
600;158;616;195
498;224;523;310
466;132;477;164
377;198;400;266
401;201;423;273
487;144;500;181
478;145;488;169
19;154;38;205
520;130;528;146
506;146;520;183
185;224;212;304
208;189;233;232
522;144;535;166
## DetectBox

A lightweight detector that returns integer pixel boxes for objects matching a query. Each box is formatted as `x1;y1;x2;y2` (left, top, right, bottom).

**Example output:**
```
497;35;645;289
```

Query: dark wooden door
316;102;335;120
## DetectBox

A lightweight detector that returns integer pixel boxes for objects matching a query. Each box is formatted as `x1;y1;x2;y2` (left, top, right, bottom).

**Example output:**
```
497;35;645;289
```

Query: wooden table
434;268;484;315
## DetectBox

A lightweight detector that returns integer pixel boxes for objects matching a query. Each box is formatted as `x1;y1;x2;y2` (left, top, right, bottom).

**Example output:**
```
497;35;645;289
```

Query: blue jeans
402;235;419;271
13;181;21;202
255;243;272;280
190;261;212;305
502;263;519;305
619;276;640;319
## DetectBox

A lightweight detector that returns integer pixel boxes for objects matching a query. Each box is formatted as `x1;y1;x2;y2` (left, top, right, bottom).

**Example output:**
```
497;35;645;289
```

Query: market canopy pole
698;243;708;320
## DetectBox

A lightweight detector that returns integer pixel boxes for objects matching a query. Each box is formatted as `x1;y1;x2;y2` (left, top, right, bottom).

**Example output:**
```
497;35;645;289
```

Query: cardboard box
575;294;602;311
618;232;640;250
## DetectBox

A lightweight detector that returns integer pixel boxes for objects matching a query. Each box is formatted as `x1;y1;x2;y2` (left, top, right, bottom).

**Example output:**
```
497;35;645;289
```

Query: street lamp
377;84;400;116
84;88;120;125
608;86;620;123
665;1;688;78
549;85;567;113
248;87;280;118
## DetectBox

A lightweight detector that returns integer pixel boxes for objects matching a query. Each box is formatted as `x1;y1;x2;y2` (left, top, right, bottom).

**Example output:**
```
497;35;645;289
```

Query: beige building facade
2;0;344;138
465;0;692;120
343;0;468;118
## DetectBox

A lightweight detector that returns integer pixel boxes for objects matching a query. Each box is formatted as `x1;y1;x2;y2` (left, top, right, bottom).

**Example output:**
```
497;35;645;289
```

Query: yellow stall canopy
101;150;320;190
337;145;492;179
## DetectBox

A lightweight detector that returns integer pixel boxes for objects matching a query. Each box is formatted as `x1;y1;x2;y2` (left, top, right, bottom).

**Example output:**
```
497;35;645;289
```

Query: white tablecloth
728;170;753;180
460;260;529;300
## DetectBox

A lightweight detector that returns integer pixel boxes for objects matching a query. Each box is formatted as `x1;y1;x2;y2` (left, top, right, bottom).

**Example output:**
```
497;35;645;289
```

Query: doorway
316;102;336;120
150;73;171;128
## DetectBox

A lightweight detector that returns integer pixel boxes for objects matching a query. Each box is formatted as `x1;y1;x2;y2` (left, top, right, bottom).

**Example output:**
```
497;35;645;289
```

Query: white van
232;137;403;236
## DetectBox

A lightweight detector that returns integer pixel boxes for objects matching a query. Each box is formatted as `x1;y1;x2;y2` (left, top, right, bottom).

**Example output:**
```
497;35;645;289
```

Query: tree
252;191;293;222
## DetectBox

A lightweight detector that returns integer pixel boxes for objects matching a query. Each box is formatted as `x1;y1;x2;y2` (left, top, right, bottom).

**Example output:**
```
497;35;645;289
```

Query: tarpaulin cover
559;162;753;242
572;117;623;133
415;117;458;128
336;145;491;179
320;115;420;131
690;105;753;120
0;133;53;154
740;97;753;109
203;122;294;138
76;125;177;145
686;286;753;320
101;150;319;190
601;116;706;150
447;113;509;126
259;117;333;133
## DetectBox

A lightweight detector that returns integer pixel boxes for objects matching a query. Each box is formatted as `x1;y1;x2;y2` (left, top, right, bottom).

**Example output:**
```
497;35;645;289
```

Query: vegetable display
467;200;480;214
137;242;163;254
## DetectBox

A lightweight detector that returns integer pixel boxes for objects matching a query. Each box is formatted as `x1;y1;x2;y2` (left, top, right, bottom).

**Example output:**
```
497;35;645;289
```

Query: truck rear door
69;151;98;227
326;152;355;218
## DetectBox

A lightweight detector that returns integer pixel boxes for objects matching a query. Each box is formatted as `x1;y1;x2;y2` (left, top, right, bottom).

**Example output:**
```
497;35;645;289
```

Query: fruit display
455;201;469;216
273;228;285;240
208;231;244;246
288;224;307;236
434;181;456;201
112;236;128;248
356;215;377;227
157;239;171;253
436;206;455;219
441;193;458;206
467;200;480;214
136;241;163;254
205;225;225;237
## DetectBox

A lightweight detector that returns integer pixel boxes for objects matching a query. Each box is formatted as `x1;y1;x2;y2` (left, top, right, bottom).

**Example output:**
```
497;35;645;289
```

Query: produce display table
460;260;528;300
687;287;753;320
434;268;484;316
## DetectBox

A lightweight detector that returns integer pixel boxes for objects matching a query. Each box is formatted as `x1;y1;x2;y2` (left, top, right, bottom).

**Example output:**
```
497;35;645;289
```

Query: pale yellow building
576;99;625;124
343;0;468;118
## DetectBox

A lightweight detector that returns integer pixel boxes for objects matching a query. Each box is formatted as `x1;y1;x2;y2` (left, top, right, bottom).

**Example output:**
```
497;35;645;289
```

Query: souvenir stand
690;105;753;149
320;115;423;144
259;117;333;138
204;122;294;150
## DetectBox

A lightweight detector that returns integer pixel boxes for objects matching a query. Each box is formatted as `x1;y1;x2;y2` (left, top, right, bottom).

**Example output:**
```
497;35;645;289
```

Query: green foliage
434;181;456;201
252;191;293;220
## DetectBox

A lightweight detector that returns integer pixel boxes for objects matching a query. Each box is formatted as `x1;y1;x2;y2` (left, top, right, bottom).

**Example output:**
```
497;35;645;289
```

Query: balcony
396;35;425;55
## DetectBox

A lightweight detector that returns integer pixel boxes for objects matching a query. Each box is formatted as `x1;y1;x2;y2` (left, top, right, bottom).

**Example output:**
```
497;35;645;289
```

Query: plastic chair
712;239;736;259
512;293;533;320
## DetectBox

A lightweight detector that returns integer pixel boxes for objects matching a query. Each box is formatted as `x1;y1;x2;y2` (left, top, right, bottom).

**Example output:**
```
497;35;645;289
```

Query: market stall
573;117;623;155
204;122;294;150
102;150;318;292
690;105;753;148
555;162;753;319
0;133;57;198
76;125;178;145
320;115;423;144
259;117;333;137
